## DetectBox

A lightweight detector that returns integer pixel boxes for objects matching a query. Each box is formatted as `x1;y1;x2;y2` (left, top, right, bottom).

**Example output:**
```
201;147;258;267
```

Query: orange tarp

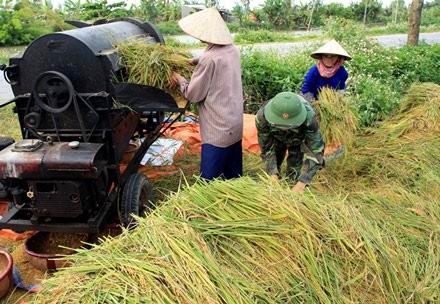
163;114;340;157
0;201;35;241
242;114;260;153
163;114;260;154
163;122;201;154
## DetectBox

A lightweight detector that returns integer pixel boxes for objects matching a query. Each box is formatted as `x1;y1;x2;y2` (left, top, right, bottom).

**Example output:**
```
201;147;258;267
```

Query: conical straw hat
311;39;352;60
178;7;233;45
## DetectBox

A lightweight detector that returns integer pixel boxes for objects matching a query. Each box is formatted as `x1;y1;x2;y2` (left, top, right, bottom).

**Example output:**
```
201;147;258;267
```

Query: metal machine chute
0;18;184;233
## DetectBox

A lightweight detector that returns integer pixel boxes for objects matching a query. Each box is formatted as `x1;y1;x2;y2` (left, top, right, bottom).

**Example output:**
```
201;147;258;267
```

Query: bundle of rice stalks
318;83;440;193
381;82;440;139
117;40;194;107
314;87;359;147
33;173;439;304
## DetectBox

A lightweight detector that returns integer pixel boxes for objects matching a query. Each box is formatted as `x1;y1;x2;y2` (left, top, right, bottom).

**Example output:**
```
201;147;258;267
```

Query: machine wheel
32;71;75;114
120;173;154;228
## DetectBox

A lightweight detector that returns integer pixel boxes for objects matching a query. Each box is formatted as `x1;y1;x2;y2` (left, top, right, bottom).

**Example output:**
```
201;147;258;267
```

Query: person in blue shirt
301;40;352;101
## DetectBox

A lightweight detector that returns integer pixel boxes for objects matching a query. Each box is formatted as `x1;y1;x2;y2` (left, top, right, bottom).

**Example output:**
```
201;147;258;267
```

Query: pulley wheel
32;71;75;114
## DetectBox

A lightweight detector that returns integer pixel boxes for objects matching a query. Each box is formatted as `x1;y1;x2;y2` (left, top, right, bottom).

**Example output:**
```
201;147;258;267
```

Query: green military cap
264;92;307;127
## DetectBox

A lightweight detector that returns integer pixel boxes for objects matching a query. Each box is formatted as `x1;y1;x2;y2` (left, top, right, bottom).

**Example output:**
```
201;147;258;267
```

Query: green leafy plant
234;29;318;44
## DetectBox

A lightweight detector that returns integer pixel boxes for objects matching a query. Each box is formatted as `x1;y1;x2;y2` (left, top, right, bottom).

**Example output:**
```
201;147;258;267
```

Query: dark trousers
275;143;303;181
200;140;243;180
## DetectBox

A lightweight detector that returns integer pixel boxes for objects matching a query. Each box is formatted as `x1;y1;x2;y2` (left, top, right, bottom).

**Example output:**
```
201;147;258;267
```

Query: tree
351;0;384;24
241;0;250;13
363;0;369;24
387;0;406;24
407;0;424;46
323;3;354;20
232;3;246;26
262;0;292;29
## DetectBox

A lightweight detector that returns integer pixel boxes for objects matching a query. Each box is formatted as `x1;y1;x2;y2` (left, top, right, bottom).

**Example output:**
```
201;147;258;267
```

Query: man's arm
298;116;325;185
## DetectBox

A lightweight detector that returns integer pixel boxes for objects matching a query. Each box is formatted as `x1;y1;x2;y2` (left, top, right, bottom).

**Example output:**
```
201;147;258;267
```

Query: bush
324;17;366;45
347;75;401;126
421;5;440;26
0;2;53;46
391;44;440;85
226;22;240;33
240;40;440;127
262;0;293;29
157;21;183;35
0;1;70;46
241;48;314;113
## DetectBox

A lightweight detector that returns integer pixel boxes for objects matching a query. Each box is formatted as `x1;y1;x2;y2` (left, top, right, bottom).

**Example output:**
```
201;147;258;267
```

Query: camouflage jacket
255;101;325;184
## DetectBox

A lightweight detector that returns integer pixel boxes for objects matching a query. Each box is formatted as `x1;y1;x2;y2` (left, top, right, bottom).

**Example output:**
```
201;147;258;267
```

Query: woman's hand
171;72;187;87
188;58;199;65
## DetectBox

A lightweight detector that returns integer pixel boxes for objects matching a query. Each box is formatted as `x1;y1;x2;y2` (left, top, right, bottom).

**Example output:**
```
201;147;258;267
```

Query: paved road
1;32;439;103
190;31;440;56
0;75;13;105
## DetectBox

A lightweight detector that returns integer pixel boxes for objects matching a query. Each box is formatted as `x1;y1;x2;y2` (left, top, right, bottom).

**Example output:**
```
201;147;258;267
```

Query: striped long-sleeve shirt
179;44;244;147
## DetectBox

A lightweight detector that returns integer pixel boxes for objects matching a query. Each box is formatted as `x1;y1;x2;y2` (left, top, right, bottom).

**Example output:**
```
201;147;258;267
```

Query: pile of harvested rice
314;87;358;147
117;41;194;108
31;83;440;303
32;177;440;303
319;82;440;192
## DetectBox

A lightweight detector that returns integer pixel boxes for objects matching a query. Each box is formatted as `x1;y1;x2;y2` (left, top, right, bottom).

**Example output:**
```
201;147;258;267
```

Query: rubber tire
120;173;154;228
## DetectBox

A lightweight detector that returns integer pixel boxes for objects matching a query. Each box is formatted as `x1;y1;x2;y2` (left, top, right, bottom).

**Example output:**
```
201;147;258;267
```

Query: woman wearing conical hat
172;7;244;181
301;40;351;101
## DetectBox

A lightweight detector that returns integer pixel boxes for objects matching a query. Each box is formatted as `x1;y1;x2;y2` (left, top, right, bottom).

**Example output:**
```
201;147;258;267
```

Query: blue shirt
301;65;348;99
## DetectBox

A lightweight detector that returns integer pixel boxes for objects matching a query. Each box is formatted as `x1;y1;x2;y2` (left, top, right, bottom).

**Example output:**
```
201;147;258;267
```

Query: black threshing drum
0;18;184;233
9;18;163;96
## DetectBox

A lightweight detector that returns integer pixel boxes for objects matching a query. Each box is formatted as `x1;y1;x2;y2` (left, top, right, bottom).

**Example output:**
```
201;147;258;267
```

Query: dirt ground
0;240;36;303
0;225;124;304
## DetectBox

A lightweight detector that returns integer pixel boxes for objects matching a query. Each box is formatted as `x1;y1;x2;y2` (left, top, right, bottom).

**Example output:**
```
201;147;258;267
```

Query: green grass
0;46;24;64
156;21;184;35
0;104;21;139
365;23;440;36
164;37;203;49
234;30;319;44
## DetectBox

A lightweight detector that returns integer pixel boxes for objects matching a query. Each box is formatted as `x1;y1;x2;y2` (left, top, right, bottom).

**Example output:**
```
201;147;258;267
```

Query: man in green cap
255;92;325;193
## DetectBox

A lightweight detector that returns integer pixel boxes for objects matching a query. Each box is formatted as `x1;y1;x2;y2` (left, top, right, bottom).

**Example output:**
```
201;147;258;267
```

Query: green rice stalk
315;87;359;147
117;40;194;108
